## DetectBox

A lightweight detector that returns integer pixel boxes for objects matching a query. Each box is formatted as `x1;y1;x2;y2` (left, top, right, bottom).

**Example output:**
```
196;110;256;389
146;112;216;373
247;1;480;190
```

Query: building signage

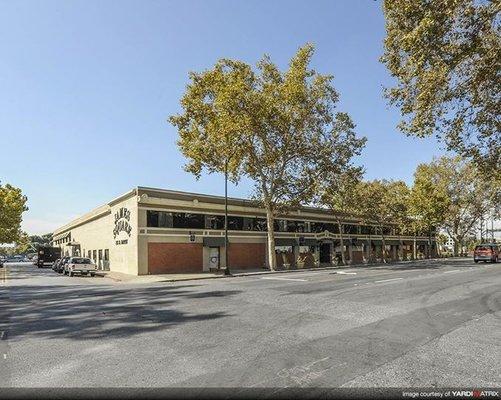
114;207;132;245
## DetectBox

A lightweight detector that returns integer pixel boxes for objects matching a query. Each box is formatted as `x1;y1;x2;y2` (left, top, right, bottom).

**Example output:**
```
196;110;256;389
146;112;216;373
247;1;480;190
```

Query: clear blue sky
0;0;446;235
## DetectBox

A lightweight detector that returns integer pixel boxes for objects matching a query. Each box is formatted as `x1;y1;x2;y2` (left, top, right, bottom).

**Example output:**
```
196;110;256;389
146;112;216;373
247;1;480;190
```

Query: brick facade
148;242;203;274
228;243;266;269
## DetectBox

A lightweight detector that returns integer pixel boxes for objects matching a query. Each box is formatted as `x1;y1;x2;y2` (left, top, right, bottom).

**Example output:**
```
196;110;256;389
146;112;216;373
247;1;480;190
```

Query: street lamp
224;160;231;276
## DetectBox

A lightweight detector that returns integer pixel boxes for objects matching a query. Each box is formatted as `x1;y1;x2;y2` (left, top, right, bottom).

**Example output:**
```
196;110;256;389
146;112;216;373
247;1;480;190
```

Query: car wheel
474;259;478;263
90;273;95;277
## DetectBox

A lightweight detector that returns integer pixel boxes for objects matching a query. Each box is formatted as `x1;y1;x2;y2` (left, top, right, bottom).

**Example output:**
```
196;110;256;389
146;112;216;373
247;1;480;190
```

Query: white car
64;257;97;277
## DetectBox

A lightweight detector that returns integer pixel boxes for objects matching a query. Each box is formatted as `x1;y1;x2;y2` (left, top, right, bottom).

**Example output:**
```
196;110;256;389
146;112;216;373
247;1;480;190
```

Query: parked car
473;243;499;263
52;258;62;271
64;257;97;277
0;258;3;268
56;257;71;274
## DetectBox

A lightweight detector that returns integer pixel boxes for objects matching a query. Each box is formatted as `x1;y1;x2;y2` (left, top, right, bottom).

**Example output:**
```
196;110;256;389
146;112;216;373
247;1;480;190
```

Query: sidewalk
97;257;459;283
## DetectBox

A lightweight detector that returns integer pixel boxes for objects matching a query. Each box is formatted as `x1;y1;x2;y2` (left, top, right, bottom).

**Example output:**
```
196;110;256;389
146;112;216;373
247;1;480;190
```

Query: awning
203;237;226;247
275;238;298;246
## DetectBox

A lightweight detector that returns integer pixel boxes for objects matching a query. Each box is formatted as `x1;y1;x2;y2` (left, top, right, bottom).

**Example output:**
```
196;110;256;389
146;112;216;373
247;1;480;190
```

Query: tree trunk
381;225;387;264
337;220;345;266
453;239;459;257
399;236;404;261
428;230;433;259
265;208;277;271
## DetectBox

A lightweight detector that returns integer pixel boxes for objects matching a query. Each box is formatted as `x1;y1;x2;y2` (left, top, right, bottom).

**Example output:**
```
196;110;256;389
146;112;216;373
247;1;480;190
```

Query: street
0;259;500;392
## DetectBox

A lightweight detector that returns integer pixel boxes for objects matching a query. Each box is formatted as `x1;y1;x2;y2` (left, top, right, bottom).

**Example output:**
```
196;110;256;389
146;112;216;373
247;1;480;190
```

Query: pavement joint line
444;270;462;273
260;277;308;282
374;277;404;283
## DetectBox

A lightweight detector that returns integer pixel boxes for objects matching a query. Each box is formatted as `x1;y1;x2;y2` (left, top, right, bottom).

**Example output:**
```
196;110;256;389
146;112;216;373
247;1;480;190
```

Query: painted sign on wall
114;207;132;244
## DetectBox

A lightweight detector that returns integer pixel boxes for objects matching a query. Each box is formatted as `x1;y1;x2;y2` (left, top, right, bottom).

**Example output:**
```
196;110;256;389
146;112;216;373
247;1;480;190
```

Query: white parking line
261;277;308;282
336;271;357;275
374;278;404;283
444;270;462;274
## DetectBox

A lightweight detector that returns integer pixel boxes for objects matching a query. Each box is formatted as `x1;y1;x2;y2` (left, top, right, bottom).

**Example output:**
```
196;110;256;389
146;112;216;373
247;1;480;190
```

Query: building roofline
53;188;137;235
137;186;376;223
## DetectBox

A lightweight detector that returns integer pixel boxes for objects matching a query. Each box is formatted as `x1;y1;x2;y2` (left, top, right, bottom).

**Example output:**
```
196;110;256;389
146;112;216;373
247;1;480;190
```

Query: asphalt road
0;259;500;391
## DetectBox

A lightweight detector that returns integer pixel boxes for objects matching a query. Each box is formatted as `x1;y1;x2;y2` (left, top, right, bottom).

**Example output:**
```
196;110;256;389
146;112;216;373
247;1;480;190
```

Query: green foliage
410;155;495;255
29;233;53;248
409;161;450;234
381;0;501;173
355;179;410;233
0;182;28;244
170;44;366;269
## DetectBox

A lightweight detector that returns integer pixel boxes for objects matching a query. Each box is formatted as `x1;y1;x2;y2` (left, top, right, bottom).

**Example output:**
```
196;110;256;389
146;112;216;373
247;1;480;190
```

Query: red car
473;243;499;263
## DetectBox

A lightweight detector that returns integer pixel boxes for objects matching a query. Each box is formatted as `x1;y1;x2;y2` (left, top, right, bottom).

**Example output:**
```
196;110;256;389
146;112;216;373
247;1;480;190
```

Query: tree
355;180;410;263
29;233;53;248
0;183;28;244
317;166;365;266
409;162;451;257
411;156;492;256
381;0;501;173
14;231;31;254
170;44;366;270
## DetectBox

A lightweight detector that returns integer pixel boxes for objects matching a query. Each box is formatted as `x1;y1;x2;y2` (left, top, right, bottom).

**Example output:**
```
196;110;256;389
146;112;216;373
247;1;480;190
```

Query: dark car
473;243;499;263
37;246;62;268
56;257;71;273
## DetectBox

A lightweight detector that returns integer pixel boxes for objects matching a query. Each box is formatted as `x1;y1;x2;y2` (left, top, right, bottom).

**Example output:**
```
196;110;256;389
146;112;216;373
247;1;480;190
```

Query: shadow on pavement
1;282;239;342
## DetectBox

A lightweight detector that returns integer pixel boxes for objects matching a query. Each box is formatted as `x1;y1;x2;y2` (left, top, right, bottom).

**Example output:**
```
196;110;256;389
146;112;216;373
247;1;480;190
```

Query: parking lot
0;258;500;391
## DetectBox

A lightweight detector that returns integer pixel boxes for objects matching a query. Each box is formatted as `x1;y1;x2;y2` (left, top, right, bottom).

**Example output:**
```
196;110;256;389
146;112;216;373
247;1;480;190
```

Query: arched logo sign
114;207;132;244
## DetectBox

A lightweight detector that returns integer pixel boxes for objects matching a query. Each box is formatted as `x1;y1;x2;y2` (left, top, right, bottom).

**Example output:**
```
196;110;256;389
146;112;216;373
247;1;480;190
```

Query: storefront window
343;224;359;234
205;215;225;230
228;216;243;230
147;211;173;228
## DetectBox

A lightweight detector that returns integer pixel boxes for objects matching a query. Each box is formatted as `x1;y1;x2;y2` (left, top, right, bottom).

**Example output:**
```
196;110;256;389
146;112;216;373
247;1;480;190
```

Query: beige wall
53;192;139;275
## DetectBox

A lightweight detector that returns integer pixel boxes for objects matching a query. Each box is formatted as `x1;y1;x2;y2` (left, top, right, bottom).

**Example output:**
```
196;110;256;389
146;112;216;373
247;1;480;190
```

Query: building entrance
208;247;220;269
319;243;331;263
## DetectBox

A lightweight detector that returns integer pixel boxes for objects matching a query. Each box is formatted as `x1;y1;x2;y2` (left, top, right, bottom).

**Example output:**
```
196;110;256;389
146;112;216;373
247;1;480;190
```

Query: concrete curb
229;257;461;278
98;257;467;283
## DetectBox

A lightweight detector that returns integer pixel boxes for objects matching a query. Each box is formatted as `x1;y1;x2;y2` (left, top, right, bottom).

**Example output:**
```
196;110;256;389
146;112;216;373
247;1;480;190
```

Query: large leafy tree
381;0;501;173
170;44;365;270
0;183;28;244
355;180;410;263
317;166;366;266
409;161;451;255
412;156;493;256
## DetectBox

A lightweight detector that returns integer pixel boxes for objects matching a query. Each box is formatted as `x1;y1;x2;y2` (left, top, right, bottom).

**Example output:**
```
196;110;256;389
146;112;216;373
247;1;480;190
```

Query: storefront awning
203;237;226;247
275;238;298;246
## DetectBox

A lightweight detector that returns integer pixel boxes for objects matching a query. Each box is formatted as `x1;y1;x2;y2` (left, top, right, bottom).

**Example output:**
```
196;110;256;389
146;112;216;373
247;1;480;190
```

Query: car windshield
72;258;92;264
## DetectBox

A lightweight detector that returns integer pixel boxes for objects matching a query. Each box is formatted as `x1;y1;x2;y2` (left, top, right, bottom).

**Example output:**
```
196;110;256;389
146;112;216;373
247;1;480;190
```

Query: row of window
84;249;110;270
146;210;400;235
54;233;71;245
